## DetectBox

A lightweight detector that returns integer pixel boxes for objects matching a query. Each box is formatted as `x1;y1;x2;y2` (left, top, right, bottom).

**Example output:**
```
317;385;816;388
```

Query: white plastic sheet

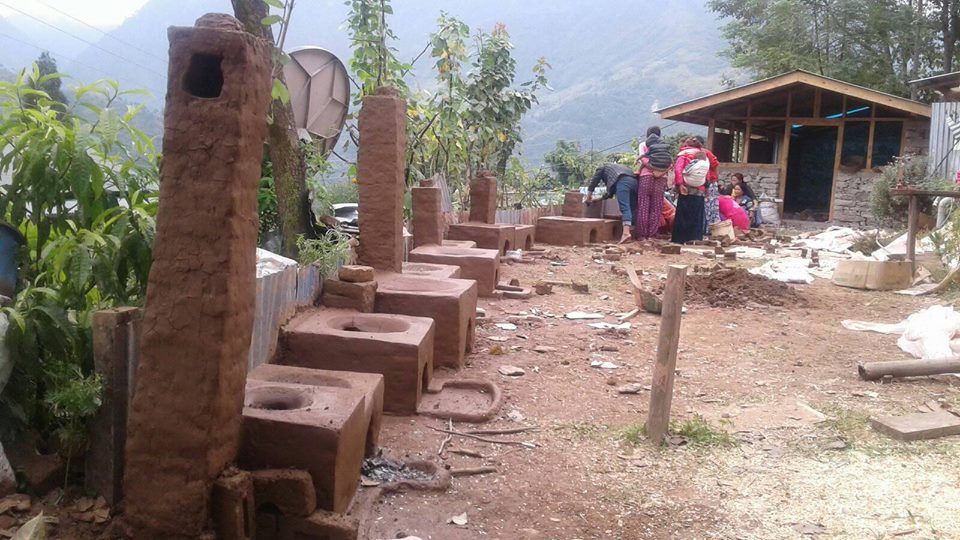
256;248;297;278
749;257;815;284
842;305;960;360
793;226;863;253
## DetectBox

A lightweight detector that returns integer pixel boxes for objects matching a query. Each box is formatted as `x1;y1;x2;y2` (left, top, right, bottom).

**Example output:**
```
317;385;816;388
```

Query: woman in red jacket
671;138;707;244
690;135;720;234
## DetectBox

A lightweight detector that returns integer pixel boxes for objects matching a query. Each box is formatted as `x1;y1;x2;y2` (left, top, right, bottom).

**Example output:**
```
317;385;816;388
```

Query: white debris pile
749;257;815;284
842;305;960;361
793;226;866;253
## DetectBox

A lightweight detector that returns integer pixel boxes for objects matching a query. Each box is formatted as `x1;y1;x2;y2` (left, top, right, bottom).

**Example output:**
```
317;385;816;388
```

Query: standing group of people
586;127;761;245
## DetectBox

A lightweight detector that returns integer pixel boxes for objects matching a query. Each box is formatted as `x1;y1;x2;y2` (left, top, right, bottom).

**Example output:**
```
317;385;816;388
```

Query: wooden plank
778;121;792;212
646;265;687;444
813;88;822;118
865;120;876;168
742;121;752;163
795;71;931;118
870;410;960;441
828;122;845;221
706;118;716;149
660;71;931;123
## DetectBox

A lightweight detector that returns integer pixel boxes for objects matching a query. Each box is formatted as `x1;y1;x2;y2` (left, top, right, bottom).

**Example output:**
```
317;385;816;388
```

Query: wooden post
85;307;142;505
646;264;687;444
706;119;716;150
907;194;918;276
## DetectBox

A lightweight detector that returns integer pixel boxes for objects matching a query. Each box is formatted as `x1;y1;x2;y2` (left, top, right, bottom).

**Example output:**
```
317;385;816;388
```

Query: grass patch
621;415;735;448
622;424;646;445
554;421;606;440
817;404;871;442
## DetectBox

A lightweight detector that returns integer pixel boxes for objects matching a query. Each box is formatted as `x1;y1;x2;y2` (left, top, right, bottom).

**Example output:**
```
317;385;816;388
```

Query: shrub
870;155;946;225
0;66;158;455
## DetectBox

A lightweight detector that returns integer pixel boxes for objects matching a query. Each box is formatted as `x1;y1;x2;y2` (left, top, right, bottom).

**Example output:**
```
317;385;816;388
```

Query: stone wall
715;164;781;199
830;168;880;227
903;118;929;157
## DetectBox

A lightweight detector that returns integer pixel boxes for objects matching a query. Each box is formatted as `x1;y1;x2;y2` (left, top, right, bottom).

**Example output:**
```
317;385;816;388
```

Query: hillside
2;0;730;163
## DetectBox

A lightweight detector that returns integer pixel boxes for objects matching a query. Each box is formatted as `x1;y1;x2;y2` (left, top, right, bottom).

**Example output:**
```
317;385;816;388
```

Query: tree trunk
232;0;312;258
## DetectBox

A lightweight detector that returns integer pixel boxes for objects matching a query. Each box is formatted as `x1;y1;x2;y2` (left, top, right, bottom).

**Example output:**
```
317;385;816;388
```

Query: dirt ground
5;239;960;540
363;243;960;540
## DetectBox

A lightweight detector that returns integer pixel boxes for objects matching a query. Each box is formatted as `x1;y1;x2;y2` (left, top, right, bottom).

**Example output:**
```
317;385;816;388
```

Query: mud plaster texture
240;379;368;513
408;245;501;297
247;363;384;458
280;309;435;414
374;272;478;369
122;15;272;539
514;224;536;250
562;191;586;217
411;185;444;248
468;172;498;224
446;223;516;255
357;88;406;272
536;216;604;246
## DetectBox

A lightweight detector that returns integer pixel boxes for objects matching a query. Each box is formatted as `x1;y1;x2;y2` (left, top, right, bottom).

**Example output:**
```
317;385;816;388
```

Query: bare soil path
366;244;960;540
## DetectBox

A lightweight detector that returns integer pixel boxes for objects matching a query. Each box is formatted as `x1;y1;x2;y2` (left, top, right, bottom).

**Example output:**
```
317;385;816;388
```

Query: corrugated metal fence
448;205;562;225
928;102;960;179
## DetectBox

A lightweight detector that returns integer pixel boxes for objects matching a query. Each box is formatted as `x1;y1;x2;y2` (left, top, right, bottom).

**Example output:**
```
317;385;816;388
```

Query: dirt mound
671;267;804;308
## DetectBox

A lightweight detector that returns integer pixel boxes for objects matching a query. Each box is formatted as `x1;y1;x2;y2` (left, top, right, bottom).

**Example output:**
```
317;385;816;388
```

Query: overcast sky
0;0;149;29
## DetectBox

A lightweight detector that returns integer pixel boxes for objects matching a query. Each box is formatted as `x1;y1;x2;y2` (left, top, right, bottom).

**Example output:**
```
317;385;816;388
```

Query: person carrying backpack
634;126;672;239
690;135;721;234
671;138;708;244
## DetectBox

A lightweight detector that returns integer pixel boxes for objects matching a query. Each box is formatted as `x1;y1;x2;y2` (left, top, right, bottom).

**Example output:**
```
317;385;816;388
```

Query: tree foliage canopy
709;0;960;96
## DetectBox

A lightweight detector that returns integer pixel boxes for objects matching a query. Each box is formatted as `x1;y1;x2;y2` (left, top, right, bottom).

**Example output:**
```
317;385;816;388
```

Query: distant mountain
1;0;731;163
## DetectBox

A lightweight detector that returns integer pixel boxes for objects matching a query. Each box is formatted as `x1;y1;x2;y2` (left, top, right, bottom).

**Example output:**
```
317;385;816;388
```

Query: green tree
0;65;157;459
26;52;68;110
709;0;937;96
232;0;313;259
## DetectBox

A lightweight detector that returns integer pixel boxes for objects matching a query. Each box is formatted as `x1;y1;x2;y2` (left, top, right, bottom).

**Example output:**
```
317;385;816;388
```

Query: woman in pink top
718;194;750;231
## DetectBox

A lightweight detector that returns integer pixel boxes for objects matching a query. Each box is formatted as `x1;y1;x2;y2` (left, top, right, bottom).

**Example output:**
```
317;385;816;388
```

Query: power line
32;0;166;63
0;31;116;80
0;0;165;78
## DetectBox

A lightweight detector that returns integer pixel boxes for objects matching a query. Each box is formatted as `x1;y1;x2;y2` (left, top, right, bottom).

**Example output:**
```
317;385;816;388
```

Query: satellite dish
282;47;350;156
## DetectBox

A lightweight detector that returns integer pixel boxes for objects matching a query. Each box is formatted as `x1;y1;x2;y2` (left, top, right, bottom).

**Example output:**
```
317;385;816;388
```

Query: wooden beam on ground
858;358;960;381
646;265;687;444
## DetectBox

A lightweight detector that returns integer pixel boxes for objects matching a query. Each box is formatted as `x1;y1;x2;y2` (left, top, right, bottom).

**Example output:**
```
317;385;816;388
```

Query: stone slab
870;409;960;441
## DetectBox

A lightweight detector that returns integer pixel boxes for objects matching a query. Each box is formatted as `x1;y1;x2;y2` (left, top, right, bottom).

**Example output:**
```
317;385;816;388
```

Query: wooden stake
907;194;918;277
646;265;687;444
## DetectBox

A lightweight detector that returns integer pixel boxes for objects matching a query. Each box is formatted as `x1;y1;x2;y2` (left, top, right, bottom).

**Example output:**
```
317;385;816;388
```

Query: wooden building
658;70;930;226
